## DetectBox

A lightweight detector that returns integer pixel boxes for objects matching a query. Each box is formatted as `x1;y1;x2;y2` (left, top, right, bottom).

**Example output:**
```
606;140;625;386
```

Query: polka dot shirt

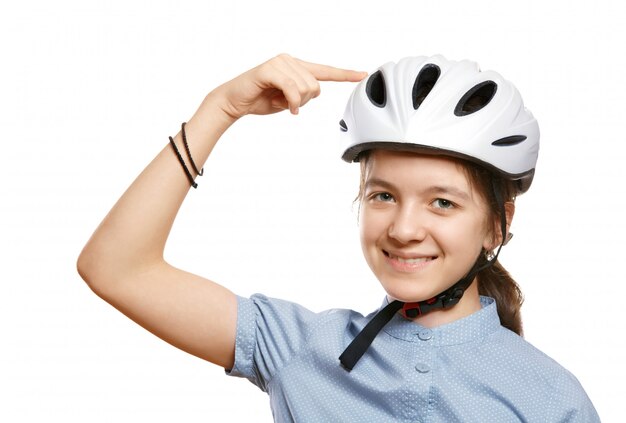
225;295;599;422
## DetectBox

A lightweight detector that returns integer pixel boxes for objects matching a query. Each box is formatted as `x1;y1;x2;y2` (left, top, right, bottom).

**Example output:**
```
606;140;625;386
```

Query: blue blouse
226;295;600;422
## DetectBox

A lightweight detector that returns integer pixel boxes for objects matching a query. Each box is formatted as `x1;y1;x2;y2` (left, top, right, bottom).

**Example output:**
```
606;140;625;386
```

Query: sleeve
224;293;318;392
548;370;601;422
565;405;602;423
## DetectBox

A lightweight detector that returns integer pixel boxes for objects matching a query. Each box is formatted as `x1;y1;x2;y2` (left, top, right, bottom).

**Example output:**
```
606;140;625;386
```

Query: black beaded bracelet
169;136;198;189
181;122;204;176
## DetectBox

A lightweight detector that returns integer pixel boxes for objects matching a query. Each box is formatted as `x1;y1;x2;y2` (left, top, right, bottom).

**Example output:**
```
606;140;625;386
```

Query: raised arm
76;54;366;369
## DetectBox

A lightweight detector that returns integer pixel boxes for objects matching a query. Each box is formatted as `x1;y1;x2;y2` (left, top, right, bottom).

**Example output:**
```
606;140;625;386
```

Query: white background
1;0;623;421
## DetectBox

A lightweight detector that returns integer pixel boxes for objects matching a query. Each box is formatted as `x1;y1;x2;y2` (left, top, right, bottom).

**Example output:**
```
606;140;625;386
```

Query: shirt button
415;362;431;373
417;329;433;341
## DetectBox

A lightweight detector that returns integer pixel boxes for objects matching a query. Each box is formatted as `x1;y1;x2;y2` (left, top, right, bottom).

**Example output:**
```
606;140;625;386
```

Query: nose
387;205;427;244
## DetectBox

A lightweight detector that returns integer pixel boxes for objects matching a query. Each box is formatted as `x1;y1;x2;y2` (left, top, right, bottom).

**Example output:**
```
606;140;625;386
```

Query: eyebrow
365;177;471;201
364;177;397;192
426;186;471;201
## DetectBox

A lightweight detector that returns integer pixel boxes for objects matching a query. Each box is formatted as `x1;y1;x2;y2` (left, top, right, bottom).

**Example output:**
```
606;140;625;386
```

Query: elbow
77;243;162;297
77;246;101;293
77;242;116;296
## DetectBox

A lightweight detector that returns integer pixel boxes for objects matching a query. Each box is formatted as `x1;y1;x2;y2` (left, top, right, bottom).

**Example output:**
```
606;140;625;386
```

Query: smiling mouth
383;251;437;264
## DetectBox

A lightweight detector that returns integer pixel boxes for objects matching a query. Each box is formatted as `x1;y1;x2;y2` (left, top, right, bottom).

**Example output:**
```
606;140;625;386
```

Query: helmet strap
339;179;507;371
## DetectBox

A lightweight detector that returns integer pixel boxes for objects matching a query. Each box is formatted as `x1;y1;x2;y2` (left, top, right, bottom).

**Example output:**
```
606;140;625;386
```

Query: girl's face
359;150;494;303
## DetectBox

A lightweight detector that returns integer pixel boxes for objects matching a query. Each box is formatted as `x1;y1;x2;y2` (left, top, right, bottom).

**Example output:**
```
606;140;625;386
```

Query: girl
77;54;599;421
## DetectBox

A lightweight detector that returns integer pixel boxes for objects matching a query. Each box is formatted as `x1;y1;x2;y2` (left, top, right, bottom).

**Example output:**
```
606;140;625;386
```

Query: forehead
364;150;472;188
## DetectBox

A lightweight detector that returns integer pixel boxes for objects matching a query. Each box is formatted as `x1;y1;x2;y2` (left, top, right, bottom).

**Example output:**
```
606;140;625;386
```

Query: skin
76;54;367;370
359;150;513;328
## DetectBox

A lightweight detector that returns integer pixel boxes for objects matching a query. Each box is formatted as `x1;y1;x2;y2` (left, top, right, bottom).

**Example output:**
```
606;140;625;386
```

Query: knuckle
283;77;298;89
275;52;292;61
312;82;321;97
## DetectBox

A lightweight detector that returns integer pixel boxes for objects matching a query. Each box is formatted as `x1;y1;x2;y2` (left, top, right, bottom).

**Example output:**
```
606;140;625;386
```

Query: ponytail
477;259;524;336
462;161;525;337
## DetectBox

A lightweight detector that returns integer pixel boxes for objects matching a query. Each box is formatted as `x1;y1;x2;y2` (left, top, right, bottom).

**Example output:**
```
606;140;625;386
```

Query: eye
371;192;395;202
433;198;454;209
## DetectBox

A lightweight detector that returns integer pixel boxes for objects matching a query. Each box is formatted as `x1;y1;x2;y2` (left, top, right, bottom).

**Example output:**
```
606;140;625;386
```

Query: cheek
467;218;493;253
437;215;489;254
359;208;386;247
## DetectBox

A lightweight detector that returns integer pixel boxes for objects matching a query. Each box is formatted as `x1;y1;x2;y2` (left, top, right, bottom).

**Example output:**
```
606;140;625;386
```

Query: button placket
414;329;433;375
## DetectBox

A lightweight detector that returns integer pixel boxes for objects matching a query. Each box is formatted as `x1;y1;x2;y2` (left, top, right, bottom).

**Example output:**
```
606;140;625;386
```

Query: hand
212;54;367;120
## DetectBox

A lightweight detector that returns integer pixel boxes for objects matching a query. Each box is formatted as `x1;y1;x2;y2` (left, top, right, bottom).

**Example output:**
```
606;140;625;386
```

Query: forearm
78;92;236;286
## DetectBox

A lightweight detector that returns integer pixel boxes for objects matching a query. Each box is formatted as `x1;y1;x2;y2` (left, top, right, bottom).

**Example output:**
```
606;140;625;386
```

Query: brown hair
356;151;524;336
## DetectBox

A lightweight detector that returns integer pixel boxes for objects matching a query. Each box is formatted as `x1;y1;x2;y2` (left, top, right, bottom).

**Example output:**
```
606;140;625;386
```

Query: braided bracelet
181;122;204;176
169;136;198;189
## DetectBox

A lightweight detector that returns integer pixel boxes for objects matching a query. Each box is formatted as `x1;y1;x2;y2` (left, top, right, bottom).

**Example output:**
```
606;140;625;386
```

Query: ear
483;202;516;251
502;202;515;245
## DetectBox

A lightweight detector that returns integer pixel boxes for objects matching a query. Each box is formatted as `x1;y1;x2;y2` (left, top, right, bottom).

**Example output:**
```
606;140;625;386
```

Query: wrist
200;88;242;126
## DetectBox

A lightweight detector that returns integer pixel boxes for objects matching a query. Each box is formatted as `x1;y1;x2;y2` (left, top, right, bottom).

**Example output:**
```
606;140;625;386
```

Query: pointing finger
296;59;368;82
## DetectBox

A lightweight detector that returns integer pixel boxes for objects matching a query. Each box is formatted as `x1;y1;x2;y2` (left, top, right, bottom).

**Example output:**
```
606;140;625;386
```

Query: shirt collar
381;296;501;346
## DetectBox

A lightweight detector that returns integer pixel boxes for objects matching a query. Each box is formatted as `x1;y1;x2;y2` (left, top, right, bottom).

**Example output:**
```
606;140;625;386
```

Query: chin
381;281;442;303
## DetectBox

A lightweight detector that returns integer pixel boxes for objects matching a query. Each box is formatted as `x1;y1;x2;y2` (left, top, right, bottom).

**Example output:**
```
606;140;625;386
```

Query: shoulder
493;328;576;380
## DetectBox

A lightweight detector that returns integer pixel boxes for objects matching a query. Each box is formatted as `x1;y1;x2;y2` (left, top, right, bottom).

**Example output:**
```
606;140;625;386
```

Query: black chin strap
339;180;508;371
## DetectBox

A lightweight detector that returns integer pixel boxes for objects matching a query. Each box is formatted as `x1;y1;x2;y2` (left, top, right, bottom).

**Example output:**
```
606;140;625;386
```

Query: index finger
296;59;368;82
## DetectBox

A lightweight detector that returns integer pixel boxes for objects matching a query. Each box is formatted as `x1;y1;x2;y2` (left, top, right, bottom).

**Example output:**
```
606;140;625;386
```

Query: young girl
77;54;600;421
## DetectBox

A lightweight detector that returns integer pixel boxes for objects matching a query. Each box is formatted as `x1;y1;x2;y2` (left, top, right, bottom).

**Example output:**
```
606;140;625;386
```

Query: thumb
270;97;289;111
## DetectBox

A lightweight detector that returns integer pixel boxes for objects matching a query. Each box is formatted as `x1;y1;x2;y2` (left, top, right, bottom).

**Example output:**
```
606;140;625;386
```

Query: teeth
392;255;432;264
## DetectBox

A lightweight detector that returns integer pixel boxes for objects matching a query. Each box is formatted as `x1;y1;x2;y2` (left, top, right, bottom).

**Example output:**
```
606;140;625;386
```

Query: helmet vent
339;119;348;132
412;64;440;110
491;135;527;146
366;70;386;107
454;80;497;116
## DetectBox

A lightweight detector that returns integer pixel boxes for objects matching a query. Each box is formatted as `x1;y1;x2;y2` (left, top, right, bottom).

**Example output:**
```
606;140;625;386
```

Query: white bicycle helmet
339;55;539;193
